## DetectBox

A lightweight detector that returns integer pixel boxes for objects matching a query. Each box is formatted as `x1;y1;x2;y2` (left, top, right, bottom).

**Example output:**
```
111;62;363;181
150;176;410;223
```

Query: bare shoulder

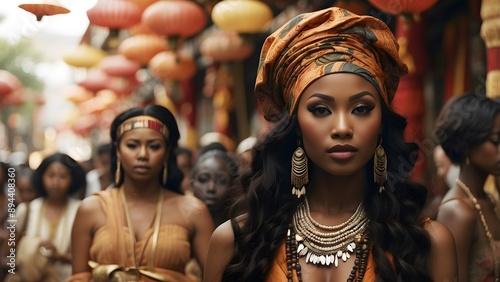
205;219;238;282
425;220;458;281
75;194;106;230
78;194;104;215
437;197;476;226
425;220;455;246
173;192;209;214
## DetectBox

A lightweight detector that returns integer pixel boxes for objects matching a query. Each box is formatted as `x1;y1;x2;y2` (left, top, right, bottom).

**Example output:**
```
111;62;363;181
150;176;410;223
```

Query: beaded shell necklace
286;199;370;281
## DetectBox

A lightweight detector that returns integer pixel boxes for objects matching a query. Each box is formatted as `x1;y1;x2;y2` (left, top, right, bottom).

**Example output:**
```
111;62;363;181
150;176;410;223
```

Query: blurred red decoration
142;0;207;50
201;31;254;61
86;0;142;29
129;22;156;35
118;34;169;65
18;0;70;21
78;70;111;93
368;0;438;16
149;51;197;81
100;54;141;77
334;0;368;15
0;70;22;98
2;89;25;107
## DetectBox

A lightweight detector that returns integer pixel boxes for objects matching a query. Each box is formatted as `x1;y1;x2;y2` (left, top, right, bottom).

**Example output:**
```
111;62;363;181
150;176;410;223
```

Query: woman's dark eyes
489;139;500;146
352;104;375;114
308;105;331;116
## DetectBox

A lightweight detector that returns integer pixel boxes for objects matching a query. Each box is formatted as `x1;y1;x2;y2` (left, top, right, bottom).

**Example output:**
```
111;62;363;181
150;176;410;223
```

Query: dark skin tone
205;73;457;282
71;128;215;275
437;115;500;282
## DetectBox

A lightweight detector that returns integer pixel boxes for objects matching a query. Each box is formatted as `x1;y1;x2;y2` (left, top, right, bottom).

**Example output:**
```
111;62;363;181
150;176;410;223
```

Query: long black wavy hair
222;102;432;281
109;105;183;194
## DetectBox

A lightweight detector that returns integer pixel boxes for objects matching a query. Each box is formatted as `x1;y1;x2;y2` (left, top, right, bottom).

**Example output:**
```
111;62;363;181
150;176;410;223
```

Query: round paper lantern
149;51;197;81
18;0;70;21
368;0;438;16
211;0;273;33
118;34;169;65
99;55;141;77
201;31;254;61
87;0;142;29
142;0;207;49
0;70;22;98
78;70;111;93
62;44;107;68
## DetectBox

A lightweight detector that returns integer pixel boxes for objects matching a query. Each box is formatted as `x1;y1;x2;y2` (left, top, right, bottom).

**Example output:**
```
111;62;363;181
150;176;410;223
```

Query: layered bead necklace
456;179;499;282
286;198;370;281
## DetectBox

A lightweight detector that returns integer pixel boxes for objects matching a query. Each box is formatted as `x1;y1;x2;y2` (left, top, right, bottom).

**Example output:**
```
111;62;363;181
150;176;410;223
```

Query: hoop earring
374;137;387;193
162;162;168;186
291;139;308;198
115;161;121;186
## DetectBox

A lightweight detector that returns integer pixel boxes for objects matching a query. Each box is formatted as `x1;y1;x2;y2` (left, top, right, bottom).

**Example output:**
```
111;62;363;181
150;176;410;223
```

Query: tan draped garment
67;189;195;282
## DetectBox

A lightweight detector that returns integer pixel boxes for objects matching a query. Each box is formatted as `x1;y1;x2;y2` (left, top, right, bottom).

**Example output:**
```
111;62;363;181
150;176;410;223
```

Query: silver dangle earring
291;138;308;198
374;137;387;193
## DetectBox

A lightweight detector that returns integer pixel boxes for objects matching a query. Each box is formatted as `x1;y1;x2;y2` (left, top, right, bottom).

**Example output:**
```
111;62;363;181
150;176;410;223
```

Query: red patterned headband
117;116;169;139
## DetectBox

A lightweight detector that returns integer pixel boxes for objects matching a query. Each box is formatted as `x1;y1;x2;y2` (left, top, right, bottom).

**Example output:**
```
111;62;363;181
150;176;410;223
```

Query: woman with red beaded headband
69;105;215;282
205;7;457;282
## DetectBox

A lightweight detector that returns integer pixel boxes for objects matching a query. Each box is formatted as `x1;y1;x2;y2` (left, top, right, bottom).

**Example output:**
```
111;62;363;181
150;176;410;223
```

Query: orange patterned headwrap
255;7;408;122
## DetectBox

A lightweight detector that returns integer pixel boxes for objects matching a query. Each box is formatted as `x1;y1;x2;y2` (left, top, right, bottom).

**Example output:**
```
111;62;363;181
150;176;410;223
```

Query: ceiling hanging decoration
86;0;143;51
18;0;70;21
211;0;273;34
118;34;170;66
62;44;107;68
200;31;254;62
142;0;207;51
368;0;438;21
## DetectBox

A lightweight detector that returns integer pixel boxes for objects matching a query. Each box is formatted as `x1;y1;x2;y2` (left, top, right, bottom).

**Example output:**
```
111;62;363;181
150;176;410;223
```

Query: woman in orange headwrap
205;7;457;282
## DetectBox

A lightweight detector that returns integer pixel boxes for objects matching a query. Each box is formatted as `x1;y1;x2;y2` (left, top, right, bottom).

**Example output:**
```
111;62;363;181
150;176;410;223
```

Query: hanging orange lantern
368;0;438;19
62;44;107;68
129;22;156;35
118;34;170;65
87;0;142;29
211;0;273;33
142;0;207;50
0;70;22;98
149;51;197;81
64;85;94;104
201;31;254;61
99;54;141;77
18;0;70;21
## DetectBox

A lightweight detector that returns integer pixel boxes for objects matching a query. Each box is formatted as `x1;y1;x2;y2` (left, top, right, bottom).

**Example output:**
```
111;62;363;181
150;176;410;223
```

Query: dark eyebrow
309;91;376;102
349;91;376;101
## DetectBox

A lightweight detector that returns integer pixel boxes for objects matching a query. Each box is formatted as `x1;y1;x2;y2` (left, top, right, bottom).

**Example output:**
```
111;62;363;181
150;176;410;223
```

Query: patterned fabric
255;7;408;122
468;229;500;282
117;115;169;139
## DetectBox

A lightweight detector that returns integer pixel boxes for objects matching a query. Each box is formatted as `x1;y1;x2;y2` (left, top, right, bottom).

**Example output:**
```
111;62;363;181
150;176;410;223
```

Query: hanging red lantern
149;51;197;81
129;22;156;35
118;34;170;65
2;89;25;107
100;54;141;77
201;31;254;61
142;0;207;50
368;0;438;18
0;70;22;98
78;70;111;93
18;0;70;21
87;0;143;29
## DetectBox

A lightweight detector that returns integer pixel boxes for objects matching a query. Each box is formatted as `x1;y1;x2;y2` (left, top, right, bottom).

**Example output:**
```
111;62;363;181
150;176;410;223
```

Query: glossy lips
327;144;358;160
